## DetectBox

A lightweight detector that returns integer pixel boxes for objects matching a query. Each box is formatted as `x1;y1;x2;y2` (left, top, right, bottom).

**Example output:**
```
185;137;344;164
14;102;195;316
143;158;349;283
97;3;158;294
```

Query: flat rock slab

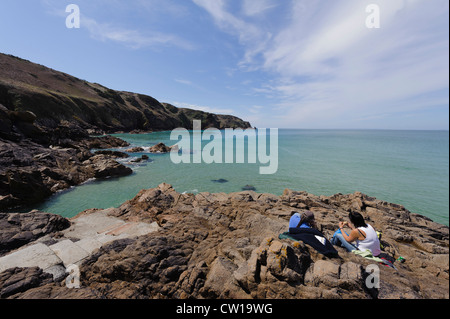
65;209;127;239
75;237;103;255
49;240;90;267
0;243;62;273
64;209;161;243
0;208;161;276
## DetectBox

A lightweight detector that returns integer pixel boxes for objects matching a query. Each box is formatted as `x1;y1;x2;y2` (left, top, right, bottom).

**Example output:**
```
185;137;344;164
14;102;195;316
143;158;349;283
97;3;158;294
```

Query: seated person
287;211;338;258
289;211;317;230
331;211;381;257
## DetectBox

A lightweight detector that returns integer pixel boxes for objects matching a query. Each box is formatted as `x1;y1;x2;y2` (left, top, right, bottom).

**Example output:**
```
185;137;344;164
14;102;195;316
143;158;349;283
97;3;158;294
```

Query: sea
32;129;449;226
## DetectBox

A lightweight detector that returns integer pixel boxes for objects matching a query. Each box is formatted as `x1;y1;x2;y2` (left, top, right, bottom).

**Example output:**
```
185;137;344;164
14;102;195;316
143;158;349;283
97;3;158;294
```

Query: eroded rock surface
1;184;448;299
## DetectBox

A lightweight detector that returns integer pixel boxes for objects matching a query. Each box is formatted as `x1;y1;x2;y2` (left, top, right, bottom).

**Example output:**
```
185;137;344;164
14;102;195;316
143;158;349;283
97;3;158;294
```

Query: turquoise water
33;130;449;226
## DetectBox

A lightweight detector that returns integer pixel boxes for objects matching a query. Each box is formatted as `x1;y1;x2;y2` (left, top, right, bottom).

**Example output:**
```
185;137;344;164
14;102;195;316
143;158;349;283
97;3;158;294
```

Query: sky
0;0;448;130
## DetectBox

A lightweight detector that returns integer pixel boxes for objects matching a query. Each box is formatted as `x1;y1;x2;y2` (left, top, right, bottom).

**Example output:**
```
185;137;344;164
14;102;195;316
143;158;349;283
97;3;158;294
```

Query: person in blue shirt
289;211;317;230
287;211;339;258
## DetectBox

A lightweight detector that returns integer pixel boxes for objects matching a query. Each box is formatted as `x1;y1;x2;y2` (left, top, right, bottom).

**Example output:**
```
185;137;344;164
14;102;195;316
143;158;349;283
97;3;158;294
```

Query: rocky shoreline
0;103;136;210
0;52;448;300
0;183;448;299
0;52;252;211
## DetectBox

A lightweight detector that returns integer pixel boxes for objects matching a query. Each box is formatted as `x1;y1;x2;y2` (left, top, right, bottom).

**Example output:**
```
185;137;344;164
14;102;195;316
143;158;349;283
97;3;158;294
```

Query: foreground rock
0;184;448;299
0;211;70;257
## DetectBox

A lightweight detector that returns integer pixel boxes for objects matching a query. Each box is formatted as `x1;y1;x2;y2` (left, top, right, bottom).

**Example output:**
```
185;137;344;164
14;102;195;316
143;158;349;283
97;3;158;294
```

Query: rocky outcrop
0;211;70;257
149;143;176;154
1;184;447;299
0;267;98;299
0;136;132;210
0;52;252;210
0;53;251;134
0;109;132;210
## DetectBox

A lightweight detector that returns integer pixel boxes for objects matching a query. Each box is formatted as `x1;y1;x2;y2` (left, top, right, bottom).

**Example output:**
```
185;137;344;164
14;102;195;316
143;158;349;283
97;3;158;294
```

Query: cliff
0;52;251;210
0;53;251;133
0;184;448;299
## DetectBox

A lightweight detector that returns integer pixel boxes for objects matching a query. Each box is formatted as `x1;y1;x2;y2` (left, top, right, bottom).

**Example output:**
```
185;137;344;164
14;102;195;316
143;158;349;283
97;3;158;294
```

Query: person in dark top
289;211;317;229
287;211;339;258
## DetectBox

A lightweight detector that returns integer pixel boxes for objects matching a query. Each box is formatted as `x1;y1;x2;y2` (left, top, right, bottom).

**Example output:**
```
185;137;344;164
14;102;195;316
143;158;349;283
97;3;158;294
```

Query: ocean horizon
31;129;449;226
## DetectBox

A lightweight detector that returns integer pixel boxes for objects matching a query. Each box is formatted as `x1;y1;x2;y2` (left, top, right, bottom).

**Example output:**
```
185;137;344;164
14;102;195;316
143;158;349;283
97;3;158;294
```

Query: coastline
29;129;449;226
1;53;448;300
0;183;448;299
1;125;449;299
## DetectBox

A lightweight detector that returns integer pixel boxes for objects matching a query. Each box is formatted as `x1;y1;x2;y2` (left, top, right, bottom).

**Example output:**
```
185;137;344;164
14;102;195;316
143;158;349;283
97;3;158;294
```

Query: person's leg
331;232;358;252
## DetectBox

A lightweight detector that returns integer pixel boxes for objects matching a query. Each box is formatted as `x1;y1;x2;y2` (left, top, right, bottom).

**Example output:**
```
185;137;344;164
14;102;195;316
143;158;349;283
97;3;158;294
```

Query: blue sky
1;0;448;130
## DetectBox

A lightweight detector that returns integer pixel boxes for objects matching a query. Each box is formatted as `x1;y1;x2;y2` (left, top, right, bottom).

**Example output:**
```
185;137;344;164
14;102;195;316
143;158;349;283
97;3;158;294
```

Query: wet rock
212;179;229;183
149;143;171;153
94;150;129;158
0;132;131;210
83;155;133;179
130;155;151;163
126;147;144;153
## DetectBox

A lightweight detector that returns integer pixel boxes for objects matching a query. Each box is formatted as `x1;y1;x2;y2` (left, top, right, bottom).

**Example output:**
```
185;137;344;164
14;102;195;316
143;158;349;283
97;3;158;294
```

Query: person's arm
339;222;360;243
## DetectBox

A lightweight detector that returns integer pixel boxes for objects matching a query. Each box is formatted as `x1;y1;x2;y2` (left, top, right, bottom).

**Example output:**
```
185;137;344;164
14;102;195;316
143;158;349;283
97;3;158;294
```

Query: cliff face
0;52;251;210
0;184;448;299
0;53;251;133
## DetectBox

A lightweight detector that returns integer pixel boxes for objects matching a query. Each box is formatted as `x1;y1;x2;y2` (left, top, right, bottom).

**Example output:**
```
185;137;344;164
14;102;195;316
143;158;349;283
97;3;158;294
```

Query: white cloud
192;0;271;66
174;78;207;92
241;0;278;17
81;16;194;50
271;1;447;128
42;0;194;50
208;0;449;129
174;79;193;86
192;0;260;40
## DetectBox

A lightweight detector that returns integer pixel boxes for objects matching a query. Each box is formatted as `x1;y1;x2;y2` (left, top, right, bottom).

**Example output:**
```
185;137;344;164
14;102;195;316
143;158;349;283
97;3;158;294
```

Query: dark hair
299;211;317;229
348;211;367;228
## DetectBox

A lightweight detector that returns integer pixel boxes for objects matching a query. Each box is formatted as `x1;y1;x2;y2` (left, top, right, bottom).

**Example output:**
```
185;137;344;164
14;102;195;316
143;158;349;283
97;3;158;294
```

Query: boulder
149;143;171;153
8;111;37;124
0;211;70;257
0;267;53;299
212;179;229;183
83;155;133;179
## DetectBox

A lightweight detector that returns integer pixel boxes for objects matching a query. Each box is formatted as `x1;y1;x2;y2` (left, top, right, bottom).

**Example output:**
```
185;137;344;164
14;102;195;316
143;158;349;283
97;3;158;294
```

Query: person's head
348;211;367;228
299;211;316;229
